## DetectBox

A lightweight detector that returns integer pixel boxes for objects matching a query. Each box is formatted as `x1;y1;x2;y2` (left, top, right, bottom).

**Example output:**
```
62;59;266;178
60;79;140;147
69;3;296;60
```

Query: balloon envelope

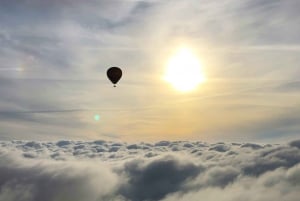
107;67;122;86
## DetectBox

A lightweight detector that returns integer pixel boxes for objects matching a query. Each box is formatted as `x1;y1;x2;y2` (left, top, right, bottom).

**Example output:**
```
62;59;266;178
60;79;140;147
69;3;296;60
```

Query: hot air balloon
107;67;122;87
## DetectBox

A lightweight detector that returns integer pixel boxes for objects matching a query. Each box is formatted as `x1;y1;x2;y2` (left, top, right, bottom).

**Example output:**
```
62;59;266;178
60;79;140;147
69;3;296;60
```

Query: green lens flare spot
94;114;100;121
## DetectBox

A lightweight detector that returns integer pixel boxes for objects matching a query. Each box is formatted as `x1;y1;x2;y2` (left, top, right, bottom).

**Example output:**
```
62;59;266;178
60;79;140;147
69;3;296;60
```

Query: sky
0;0;300;142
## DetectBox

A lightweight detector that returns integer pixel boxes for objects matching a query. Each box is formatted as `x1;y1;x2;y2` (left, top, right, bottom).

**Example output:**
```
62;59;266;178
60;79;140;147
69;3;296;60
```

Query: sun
164;47;205;92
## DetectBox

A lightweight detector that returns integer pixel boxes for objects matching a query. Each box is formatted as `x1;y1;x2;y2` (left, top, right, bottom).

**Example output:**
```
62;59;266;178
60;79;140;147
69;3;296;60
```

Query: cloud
119;156;202;201
163;164;300;201
290;139;300;149
0;153;119;201
209;144;230;152
0;139;300;201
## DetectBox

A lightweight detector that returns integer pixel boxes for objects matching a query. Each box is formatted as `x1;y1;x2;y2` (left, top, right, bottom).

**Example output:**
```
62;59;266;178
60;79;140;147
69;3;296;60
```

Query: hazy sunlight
164;47;205;92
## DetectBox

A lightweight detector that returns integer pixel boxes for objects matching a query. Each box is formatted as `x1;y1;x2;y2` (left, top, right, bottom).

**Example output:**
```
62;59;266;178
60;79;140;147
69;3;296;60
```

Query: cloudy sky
1;0;300;142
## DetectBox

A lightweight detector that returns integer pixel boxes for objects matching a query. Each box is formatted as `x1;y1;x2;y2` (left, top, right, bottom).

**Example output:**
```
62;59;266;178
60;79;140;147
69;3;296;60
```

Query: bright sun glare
164;47;205;92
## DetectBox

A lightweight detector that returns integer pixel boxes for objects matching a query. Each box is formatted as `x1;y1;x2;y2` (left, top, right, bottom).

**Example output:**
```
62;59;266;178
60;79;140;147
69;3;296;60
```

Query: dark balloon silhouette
107;67;122;87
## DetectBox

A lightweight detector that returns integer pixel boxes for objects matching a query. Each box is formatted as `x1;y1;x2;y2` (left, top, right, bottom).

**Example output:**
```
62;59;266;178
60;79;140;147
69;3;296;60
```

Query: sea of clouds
0;139;300;201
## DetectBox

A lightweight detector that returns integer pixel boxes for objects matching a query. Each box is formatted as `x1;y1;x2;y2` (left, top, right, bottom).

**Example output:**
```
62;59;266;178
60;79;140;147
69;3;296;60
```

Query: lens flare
94;114;100;121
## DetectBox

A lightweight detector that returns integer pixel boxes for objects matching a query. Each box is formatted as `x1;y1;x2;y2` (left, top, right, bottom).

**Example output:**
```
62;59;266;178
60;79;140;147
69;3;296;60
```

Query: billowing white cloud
0;139;299;201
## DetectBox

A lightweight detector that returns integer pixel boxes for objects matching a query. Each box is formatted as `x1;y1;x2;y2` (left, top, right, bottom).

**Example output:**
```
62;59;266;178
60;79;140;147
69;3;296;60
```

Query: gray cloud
290;139;300;149
120;157;202;201
0;154;119;201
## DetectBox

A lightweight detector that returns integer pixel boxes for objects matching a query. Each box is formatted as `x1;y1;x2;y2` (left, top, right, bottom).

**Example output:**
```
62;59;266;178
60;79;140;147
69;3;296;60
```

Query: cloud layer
0;139;300;201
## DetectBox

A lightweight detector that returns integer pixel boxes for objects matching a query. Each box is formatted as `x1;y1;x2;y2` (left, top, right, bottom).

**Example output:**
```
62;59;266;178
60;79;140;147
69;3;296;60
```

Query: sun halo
164;47;205;92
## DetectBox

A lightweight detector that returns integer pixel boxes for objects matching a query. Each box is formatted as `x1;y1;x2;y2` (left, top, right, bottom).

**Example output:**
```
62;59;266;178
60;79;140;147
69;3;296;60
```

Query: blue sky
0;0;300;142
